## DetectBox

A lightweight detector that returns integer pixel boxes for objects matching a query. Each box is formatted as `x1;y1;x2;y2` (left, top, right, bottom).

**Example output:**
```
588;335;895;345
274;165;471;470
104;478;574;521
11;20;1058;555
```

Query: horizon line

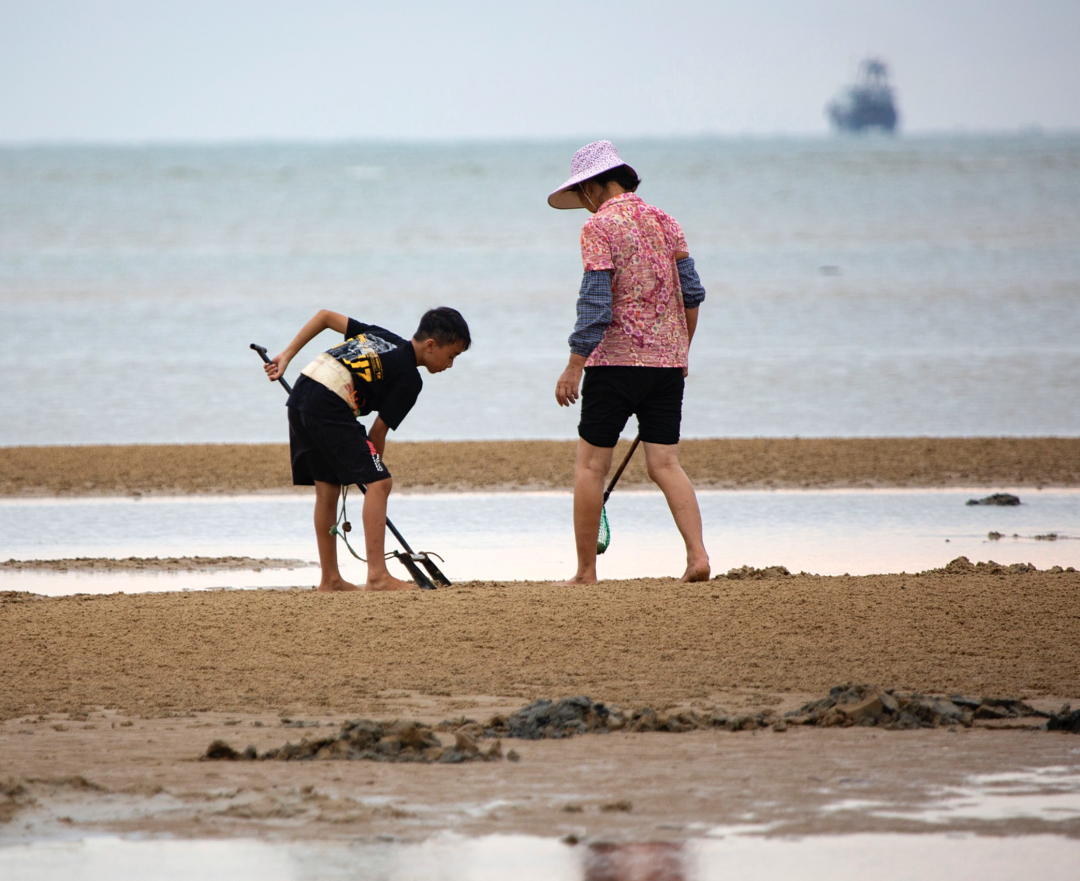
1;126;1077;150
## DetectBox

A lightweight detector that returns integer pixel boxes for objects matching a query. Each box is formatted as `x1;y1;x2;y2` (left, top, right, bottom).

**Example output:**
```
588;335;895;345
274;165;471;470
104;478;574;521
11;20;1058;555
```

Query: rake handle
250;343;294;395
603;435;640;503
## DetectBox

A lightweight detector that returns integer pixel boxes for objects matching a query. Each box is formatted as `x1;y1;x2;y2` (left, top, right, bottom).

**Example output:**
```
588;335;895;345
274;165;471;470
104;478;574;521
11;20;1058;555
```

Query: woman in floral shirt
549;140;710;584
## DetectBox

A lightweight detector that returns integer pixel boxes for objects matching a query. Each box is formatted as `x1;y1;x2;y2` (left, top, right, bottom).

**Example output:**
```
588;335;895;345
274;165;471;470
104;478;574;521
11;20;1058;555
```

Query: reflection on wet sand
583;841;685;881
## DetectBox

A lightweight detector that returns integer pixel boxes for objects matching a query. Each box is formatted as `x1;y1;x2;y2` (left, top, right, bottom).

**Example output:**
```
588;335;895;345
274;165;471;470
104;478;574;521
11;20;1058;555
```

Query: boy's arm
265;310;349;382
368;416;390;458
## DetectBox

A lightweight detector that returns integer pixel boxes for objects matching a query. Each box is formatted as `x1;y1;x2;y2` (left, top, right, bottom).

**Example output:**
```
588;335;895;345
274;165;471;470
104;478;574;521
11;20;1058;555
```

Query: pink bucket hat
547;140;639;209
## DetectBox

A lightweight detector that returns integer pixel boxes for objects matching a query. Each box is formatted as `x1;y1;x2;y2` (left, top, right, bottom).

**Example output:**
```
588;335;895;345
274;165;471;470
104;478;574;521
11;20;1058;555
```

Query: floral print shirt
579;193;689;368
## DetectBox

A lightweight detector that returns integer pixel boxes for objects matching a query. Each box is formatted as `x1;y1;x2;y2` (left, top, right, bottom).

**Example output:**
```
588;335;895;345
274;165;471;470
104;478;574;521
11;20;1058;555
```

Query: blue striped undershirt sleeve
568;270;613;357
677;256;706;308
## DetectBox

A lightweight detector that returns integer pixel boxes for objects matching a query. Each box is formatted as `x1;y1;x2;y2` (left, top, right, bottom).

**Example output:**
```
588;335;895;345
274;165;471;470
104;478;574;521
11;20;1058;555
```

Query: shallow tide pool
1;488;1077;594
2;831;1079;881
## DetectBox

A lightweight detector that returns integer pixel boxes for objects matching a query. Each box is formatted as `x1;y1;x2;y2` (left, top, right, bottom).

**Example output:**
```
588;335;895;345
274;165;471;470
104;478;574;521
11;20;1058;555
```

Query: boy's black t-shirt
287;319;422;430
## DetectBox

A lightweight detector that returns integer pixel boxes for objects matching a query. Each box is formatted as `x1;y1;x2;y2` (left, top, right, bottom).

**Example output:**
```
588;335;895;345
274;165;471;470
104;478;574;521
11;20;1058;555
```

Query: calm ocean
1;135;1078;445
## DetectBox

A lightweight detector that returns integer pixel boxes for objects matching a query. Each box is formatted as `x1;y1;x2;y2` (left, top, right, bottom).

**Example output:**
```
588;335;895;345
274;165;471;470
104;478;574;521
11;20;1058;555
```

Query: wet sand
3;565;1078;722
3;715;1079;842
3;437;1079;496
2;567;1079;842
0;556;307;572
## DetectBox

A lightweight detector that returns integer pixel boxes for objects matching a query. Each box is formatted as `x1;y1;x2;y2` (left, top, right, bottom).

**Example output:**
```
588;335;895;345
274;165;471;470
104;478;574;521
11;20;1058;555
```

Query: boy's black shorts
287;406;390;487
578;366;684;448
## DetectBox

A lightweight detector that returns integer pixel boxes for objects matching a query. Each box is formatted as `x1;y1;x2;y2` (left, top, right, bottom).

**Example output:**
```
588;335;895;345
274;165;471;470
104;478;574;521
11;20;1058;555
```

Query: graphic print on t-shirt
327;332;395;383
324;331;397;412
293;320;421;430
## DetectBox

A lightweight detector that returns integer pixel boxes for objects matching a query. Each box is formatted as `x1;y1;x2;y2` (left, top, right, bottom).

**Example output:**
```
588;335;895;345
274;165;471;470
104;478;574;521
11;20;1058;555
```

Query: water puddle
4;753;1080;878
875;766;1080;824
1;489;1077;595
1;832;1078;880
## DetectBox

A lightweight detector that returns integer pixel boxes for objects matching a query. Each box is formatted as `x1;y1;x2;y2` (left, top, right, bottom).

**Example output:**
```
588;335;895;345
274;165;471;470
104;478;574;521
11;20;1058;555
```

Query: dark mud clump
966;493;1021;506
203;740;258;761
484;687;1074;737
783;683;1051;730
480;697;711;739
1046;706;1080;734
206;688;1080;762
204;719;504;764
484;697;619;739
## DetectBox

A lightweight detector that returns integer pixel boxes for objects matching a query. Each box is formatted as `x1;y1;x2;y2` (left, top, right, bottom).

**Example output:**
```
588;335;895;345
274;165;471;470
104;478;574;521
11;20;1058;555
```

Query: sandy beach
4;562;1079;721
3;437;1079;497
3;562;1080;842
2;438;1079;845
5;97;1079;871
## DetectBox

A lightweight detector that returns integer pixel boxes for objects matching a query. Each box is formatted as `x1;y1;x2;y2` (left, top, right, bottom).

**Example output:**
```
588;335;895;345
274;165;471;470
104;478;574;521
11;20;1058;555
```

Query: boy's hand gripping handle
251;343;293;395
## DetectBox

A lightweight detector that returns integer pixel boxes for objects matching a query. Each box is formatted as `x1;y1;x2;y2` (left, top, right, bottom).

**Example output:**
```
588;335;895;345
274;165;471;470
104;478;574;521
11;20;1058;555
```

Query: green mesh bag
596;505;611;555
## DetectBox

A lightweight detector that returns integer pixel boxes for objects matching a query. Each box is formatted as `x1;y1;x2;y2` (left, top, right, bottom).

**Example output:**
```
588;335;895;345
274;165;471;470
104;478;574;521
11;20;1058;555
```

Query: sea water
1;135;1078;445
2;488;1077;593
3;833;1080;881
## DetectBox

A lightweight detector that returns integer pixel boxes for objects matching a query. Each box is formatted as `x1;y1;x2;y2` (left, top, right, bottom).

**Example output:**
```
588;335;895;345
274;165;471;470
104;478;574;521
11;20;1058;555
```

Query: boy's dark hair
583;163;641;193
414;307;471;350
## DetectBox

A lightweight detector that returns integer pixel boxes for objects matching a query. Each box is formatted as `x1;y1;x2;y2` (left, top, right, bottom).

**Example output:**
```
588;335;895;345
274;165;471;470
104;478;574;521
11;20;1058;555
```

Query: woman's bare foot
556;575;598;586
316;577;361;592
366;572;418;591
680;557;711;583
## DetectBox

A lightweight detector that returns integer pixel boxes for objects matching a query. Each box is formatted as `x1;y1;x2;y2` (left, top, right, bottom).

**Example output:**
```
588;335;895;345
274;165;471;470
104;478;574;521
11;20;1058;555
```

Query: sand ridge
2;437;1079;497
3;565;1078;723
0;556;308;572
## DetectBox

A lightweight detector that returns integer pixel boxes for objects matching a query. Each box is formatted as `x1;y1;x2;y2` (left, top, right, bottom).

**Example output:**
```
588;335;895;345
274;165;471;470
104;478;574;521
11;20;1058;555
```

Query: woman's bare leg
564;439;615;584
643;442;711;582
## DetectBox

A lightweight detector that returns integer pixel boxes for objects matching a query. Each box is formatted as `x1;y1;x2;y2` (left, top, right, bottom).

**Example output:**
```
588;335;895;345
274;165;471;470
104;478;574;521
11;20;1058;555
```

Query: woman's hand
555;356;587;406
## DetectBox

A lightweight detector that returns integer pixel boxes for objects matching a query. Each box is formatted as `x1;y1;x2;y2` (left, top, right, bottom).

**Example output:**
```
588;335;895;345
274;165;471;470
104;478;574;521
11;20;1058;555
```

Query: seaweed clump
203;718;505;764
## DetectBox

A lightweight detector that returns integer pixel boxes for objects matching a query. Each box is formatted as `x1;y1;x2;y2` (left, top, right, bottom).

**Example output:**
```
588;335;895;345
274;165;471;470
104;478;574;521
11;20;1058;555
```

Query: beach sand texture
4;560;1079;841
3;436;1079;721
3;563;1078;722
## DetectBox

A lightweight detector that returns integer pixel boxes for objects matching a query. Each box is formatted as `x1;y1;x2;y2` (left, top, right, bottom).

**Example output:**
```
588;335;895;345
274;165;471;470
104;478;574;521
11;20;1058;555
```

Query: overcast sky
2;0;1078;142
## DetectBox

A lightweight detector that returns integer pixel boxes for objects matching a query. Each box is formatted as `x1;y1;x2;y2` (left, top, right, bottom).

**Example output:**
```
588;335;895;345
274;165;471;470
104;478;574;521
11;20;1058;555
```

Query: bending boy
265;307;470;591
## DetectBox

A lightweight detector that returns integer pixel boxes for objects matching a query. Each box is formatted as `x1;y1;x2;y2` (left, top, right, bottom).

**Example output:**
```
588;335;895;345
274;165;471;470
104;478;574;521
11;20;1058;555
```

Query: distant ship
827;58;899;133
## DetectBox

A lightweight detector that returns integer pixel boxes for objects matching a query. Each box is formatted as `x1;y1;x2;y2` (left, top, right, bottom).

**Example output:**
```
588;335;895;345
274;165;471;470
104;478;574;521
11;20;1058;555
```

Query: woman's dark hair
414;306;471;349
583;163;641;193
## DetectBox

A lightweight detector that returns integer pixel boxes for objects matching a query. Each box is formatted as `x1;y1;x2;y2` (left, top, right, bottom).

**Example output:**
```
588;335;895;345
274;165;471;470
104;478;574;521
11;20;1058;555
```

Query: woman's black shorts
578;366;684;448
287;406;390;487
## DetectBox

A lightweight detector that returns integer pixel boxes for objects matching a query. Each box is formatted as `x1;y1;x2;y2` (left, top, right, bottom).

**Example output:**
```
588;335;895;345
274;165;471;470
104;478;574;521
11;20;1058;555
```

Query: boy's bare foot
365;572;418;591
680;558;711;583
316;578;361;592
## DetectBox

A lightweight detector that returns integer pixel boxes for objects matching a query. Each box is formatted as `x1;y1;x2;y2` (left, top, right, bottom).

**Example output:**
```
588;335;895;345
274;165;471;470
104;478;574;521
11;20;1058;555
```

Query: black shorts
578;366;685;448
287;406;390;487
